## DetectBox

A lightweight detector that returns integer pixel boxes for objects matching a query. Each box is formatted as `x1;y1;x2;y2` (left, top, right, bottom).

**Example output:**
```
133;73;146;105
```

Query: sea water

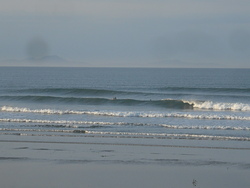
0;67;250;142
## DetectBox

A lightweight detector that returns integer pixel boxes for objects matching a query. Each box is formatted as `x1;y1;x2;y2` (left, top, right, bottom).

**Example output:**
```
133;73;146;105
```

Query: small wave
8;88;145;96
1;106;250;121
0;106;83;115
160;124;250;131
21;123;250;131
85;131;250;141
1;128;249;141
22;124;105;129
0;118;152;127
0;118;125;126
87;131;250;141
0;118;250;131
0;128;86;133
0;95;111;104
159;87;250;94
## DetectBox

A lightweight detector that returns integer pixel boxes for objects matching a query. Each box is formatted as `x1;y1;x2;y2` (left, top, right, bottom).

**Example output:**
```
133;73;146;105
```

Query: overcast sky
1;0;250;68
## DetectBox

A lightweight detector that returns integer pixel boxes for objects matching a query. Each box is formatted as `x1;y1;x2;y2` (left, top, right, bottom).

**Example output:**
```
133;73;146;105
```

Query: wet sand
1;134;250;188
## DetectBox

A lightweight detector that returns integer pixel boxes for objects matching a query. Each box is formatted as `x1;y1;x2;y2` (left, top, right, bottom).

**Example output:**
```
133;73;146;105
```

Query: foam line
0;129;249;141
1;118;250;130
1;106;250;121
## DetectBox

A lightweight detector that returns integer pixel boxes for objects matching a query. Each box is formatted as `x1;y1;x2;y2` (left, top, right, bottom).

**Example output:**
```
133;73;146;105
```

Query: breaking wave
1;106;250;120
1;96;250;111
0;96;192;109
185;100;250;111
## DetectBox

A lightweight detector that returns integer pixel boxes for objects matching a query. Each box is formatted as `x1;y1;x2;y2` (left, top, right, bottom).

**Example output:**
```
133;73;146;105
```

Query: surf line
0;139;250;150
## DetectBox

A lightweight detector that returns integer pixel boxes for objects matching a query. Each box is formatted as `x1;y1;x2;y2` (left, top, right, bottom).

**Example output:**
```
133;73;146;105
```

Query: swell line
0;97;194;109
14;87;250;94
0;95;114;104
2;94;250;111
14;88;128;95
5;87;250;99
158;87;250;93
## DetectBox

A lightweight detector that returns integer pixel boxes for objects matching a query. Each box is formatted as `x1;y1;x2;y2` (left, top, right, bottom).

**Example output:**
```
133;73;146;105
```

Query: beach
1;133;250;188
1;0;250;183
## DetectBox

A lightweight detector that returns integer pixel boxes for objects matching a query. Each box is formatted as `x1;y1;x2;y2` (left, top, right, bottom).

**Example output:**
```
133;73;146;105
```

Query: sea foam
1;106;250;121
185;100;250;111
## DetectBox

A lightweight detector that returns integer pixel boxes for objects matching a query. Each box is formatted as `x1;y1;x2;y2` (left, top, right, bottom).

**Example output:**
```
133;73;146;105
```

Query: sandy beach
1;134;250;188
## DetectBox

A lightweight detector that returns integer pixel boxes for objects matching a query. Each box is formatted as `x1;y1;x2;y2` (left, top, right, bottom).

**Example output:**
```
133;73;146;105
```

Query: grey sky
1;0;250;68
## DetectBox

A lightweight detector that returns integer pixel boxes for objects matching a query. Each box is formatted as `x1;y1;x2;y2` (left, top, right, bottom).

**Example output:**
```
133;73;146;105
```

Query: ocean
1;67;250;143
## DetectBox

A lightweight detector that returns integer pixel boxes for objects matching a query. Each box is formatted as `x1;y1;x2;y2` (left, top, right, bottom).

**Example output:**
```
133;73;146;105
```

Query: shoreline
1;138;250;150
